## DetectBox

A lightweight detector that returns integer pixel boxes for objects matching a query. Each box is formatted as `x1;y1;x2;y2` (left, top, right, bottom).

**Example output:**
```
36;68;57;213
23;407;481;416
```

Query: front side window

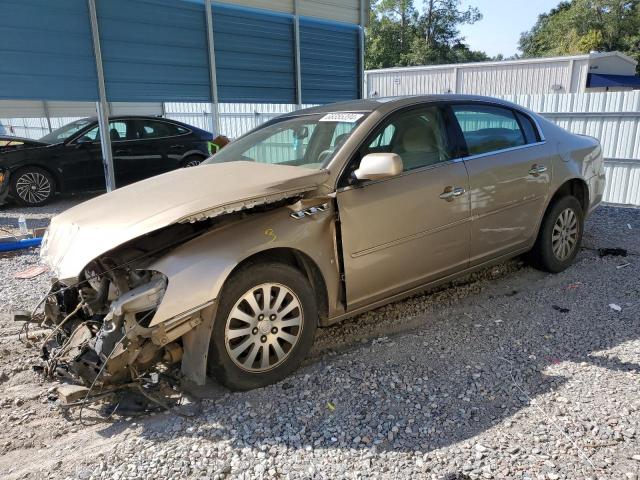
78;121;131;142
39;119;93;143
361;106;451;172
452;105;527;156
204;112;368;170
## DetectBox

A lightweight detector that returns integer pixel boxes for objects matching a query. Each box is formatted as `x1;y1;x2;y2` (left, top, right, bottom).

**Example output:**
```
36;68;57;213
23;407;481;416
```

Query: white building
365;52;638;98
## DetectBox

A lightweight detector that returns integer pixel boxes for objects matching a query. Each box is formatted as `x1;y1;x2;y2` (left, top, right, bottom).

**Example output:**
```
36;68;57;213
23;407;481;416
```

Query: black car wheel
182;155;203;168
10;167;55;206
208;261;318;391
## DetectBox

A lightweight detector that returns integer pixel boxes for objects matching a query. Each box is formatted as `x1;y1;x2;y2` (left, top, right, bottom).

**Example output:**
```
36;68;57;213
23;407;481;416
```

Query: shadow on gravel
123;260;639;458
77;207;640;458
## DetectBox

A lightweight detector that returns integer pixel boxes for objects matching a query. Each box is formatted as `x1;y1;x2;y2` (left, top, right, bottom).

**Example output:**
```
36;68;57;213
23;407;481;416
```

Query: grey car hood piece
41;161;329;280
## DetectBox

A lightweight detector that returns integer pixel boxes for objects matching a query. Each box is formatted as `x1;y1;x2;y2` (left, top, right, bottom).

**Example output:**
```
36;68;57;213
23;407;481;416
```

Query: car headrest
401;126;437;153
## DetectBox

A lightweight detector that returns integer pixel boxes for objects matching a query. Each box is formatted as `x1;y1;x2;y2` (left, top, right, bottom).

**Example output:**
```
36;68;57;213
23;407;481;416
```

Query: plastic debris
326;401;336;411
14;265;48;279
617;262;631;269
552;305;570;313
564;282;583;290
609;304;622;312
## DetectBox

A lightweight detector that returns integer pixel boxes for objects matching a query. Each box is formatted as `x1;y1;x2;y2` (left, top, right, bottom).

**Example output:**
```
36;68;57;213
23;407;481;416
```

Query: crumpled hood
41;161;329;280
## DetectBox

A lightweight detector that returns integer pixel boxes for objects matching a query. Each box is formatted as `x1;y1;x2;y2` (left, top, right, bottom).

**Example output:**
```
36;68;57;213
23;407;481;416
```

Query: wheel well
550;178;588;212
227;248;329;324
11;165;59;191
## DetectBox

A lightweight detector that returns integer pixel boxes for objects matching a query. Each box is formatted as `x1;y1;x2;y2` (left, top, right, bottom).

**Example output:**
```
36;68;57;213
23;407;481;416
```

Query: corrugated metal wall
300;18;361;103
216;0;366;25
213;4;295;103
96;0;211;102
365;57;613;97
0;0;364;104
0;0;98;101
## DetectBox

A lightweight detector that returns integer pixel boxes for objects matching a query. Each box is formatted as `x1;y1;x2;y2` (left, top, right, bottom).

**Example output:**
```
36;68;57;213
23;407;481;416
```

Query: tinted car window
363;106;451;172
135;120;187;139
516;111;540;144
79;121;131;142
452;105;526;156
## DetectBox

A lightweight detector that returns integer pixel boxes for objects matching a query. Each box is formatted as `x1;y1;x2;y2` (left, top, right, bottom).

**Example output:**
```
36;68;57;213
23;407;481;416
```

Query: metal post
87;0;116;192
359;0;366;99
42;101;53;133
205;0;220;135
293;0;303;107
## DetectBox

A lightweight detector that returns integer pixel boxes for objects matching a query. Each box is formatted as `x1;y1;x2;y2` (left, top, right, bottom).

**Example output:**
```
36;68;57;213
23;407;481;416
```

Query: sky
456;0;561;57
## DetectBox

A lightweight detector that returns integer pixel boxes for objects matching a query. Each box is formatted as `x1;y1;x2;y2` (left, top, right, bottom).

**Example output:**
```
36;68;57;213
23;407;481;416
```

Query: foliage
365;0;489;69
519;0;640;71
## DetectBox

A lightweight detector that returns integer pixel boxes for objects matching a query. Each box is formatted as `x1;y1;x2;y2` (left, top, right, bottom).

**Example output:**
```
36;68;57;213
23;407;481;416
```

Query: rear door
450;103;551;265
130;119;192;180
336;105;471;309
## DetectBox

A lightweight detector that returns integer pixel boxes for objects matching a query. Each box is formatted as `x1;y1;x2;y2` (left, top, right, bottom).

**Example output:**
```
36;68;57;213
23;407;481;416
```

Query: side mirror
353;153;403;181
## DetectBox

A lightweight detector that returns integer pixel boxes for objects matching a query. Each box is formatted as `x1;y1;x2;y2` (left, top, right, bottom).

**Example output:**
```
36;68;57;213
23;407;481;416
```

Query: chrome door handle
439;187;466;201
529;164;548;176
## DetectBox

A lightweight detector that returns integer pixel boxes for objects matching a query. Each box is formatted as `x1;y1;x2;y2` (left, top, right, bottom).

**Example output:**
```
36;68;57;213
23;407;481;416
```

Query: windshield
39;119;94;144
204;112;368;169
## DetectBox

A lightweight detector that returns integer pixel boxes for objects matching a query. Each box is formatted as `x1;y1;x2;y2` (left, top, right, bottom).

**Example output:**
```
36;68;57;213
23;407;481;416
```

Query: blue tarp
587;73;640;89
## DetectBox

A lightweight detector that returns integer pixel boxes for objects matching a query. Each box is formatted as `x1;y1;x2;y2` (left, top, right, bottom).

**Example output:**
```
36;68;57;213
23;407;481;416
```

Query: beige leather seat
395;125;442;171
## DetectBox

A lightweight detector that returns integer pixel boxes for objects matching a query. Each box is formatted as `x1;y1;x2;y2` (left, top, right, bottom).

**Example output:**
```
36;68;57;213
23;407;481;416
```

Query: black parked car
0;116;214;206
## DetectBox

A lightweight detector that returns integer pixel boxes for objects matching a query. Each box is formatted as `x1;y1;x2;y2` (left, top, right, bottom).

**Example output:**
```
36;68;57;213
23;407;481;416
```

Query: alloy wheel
225;283;303;372
15;171;52;204
552;207;578;261
185;159;202;167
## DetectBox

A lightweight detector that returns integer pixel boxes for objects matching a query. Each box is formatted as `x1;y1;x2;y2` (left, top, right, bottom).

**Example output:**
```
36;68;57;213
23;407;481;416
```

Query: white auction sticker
319;112;364;123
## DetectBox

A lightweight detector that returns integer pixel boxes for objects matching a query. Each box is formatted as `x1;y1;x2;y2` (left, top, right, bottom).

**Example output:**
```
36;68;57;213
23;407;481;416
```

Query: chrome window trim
68;118;194;145
461;140;547;162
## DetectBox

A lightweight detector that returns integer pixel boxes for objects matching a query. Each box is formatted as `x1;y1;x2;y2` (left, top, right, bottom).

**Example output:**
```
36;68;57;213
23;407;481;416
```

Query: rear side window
135;120;188;139
452;105;526;156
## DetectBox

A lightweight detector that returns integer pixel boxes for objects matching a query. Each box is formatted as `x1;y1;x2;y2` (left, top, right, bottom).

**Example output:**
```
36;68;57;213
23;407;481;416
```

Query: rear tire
208;262;318;391
10;167;55;206
529;195;583;273
181;155;203;168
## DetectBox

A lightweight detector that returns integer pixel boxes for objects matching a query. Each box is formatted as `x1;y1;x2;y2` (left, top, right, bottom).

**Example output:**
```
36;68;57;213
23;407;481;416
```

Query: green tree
365;0;488;69
519;0;640;71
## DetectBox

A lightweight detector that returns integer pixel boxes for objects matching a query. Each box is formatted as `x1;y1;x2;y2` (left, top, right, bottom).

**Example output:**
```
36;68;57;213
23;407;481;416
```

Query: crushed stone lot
0;200;639;480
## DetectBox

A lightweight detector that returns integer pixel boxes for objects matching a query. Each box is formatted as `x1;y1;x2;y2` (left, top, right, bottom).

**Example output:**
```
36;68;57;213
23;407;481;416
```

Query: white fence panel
2;93;640;206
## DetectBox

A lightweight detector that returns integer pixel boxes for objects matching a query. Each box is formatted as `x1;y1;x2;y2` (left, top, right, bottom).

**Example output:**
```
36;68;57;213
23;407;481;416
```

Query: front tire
10;167;55;206
529;195;584;273
208;262;318;390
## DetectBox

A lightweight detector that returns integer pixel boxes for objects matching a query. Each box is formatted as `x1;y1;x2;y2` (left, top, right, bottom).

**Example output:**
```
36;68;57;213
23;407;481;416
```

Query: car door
58;122;105;191
450;103;551;265
336;105;471;309
129;119;188;181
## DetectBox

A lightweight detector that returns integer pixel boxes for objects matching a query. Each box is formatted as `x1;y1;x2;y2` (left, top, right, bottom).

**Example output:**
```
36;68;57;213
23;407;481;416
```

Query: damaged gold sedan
33;95;605;392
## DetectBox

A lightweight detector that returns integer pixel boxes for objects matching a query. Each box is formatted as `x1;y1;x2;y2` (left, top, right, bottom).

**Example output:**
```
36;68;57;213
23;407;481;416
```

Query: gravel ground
0;200;638;480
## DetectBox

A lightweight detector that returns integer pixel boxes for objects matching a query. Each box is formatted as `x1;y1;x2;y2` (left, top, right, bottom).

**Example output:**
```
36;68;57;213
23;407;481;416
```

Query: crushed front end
41;263;189;387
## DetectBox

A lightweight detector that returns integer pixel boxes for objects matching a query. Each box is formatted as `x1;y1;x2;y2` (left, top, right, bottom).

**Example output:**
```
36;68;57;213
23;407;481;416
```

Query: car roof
292;94;531;116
